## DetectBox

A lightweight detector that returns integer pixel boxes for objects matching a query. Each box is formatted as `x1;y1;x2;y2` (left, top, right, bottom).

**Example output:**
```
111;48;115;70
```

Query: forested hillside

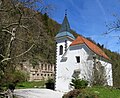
0;0;120;89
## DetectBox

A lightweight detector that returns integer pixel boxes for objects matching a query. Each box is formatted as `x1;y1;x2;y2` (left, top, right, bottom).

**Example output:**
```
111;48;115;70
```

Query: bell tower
55;12;75;91
55;12;75;56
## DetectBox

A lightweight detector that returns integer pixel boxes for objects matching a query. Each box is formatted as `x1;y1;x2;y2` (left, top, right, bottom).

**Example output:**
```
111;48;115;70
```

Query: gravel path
14;89;64;98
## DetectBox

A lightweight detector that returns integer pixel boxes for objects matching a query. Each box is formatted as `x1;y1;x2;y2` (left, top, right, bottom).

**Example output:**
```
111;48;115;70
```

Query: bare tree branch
104;18;120;35
1;29;13;35
1;58;11;63
15;44;34;58
3;23;19;29
19;25;29;33
15;38;29;43
0;54;5;58
1;44;34;63
5;28;16;57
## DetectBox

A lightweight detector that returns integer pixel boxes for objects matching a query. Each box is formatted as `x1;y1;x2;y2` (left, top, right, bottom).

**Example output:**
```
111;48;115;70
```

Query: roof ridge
79;35;85;42
70;35;109;60
82;36;109;59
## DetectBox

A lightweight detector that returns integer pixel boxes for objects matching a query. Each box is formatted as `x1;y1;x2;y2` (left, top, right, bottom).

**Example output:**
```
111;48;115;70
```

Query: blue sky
45;0;120;53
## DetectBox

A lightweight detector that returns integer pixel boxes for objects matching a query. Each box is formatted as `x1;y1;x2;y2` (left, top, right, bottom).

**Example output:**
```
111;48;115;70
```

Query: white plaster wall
55;41;113;92
55;37;74;92
99;60;113;86
68;45;91;78
55;44;93;92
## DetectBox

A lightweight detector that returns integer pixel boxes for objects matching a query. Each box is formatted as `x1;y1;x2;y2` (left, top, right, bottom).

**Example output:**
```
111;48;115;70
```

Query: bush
70;77;88;89
62;89;80;98
13;71;28;83
8;83;15;92
45;79;54;90
0;70;28;91
62;89;98;98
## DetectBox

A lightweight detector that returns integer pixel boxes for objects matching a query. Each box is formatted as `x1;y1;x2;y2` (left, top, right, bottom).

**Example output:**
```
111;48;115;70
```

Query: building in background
19;60;55;81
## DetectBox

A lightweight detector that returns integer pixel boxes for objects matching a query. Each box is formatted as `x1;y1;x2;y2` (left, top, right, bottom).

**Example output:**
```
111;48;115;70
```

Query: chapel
55;14;113;92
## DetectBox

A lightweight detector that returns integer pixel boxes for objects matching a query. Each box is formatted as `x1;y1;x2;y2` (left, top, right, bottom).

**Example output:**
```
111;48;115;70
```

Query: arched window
59;45;63;55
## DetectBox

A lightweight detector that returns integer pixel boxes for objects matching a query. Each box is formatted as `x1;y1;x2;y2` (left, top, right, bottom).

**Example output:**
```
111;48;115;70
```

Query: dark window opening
76;56;80;63
51;65;52;71
33;65;35;69
45;64;47;70
41;64;43;70
59;45;63;55
37;74;39;76
48;65;50;70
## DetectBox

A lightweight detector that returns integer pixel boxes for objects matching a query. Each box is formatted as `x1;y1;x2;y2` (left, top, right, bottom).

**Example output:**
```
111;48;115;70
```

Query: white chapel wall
99;60;113;86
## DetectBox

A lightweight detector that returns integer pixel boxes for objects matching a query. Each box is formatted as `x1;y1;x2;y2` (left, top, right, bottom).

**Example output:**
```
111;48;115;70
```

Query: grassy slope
16;81;45;89
86;87;120;98
16;81;120;98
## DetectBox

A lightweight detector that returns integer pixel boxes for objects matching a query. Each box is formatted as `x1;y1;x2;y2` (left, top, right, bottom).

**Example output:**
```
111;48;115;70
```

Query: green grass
16;81;45;89
85;86;120;98
16;82;120;98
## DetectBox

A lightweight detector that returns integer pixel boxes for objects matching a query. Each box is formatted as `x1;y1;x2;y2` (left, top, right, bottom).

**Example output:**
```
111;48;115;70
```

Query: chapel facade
55;14;113;92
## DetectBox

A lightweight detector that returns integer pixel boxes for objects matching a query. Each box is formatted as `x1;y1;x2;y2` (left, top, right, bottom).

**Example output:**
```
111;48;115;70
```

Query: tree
92;56;107;86
80;55;109;86
0;0;53;91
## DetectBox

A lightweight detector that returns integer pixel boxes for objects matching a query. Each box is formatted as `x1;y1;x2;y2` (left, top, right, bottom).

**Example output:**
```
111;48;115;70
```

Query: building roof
59;15;70;32
56;14;75;39
56;31;75;39
70;36;109;60
56;15;75;39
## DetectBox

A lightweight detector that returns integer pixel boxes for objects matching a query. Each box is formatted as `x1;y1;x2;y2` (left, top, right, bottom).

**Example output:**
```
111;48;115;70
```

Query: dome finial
65;9;67;16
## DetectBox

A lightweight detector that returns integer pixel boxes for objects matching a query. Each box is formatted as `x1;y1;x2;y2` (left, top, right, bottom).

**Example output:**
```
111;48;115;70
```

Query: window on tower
59;45;63;55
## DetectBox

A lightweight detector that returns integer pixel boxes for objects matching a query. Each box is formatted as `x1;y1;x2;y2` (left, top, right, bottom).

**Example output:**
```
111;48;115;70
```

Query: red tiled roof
70;36;109;60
